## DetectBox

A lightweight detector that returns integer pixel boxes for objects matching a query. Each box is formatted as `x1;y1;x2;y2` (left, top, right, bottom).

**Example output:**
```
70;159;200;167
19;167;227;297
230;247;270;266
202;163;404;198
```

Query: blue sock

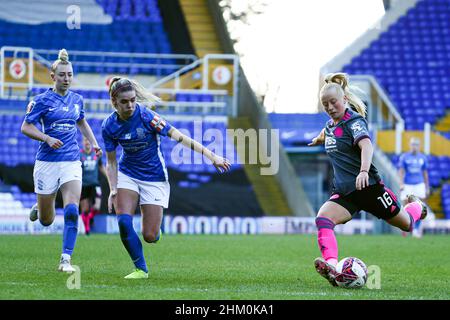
62;203;79;256
117;214;148;273
415;219;422;229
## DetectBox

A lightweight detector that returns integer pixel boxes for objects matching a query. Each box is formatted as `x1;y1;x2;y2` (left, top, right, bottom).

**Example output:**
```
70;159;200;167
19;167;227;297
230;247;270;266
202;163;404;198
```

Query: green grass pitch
0;234;449;300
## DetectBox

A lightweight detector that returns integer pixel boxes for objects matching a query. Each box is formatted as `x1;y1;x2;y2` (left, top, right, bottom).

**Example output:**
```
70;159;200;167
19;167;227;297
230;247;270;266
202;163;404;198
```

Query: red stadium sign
212;66;231;85
9;59;27;80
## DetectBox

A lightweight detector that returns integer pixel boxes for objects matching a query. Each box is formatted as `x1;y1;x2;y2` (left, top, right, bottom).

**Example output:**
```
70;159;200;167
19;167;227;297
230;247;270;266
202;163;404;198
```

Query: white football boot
29;203;38;222
58;254;76;273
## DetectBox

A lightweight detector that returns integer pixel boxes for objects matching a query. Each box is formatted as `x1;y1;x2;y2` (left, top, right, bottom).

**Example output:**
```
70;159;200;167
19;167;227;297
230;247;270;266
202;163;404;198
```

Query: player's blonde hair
108;76;160;108
320;72;367;117
51;49;71;72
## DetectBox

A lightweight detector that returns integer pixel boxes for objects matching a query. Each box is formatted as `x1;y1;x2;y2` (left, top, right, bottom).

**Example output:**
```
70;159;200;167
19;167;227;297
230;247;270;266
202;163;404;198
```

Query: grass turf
0;234;449;300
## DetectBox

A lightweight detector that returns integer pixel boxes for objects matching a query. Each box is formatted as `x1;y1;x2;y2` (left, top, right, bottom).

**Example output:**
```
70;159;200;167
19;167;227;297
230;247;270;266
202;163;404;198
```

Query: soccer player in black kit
80;135;106;235
308;73;427;287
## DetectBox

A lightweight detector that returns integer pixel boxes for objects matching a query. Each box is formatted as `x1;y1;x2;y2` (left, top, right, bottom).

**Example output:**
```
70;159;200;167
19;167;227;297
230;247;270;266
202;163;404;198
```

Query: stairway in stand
228;117;292;216
179;0;223;57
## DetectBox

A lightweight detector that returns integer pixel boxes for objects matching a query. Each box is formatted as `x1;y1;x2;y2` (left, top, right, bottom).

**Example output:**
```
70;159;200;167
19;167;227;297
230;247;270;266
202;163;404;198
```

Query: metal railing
81;88;229;115
344;75;405;194
350;74;438;156
33;49;198;74
349;74;405;154
0;82;229;115
151;53;240;117
0;47;238;116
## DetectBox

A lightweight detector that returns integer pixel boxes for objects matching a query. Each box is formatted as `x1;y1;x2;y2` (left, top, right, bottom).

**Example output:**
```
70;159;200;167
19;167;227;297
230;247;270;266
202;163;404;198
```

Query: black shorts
328;183;401;220
81;186;97;203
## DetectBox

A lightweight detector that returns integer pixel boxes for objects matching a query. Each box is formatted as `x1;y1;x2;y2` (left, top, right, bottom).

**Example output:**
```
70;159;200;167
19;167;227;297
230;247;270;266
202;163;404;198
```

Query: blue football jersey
24;89;85;162
101;104;172;182
398;152;427;185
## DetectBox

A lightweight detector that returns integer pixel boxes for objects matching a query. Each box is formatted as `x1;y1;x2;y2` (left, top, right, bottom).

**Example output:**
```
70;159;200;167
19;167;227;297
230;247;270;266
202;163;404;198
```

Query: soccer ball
335;257;368;289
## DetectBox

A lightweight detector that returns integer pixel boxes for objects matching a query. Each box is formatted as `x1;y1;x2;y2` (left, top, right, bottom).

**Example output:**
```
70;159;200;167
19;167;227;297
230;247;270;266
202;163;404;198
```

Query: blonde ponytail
129;79;161;105
51;48;71;72
58;49;69;62
321;72;367;117
109;77;160;107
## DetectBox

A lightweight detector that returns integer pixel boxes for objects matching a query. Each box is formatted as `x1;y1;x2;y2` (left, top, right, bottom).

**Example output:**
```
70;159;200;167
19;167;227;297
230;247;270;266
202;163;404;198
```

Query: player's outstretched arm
167;127;231;173
105;150;118;213
356;138;373;190
21;121;63;149
308;128;325;146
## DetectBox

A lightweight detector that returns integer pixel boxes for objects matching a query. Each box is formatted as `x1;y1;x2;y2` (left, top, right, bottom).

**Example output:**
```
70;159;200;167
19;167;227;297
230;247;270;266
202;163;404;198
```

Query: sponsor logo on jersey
121;141;148;153
136;128;146;139
351;121;363;134
83;159;97;171
50;119;76;132
325;136;337;152
405;157;424;173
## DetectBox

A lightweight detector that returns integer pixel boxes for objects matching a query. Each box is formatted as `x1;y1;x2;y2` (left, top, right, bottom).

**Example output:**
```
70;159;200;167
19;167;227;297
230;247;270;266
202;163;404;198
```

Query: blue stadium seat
0;1;172;76
342;0;450;128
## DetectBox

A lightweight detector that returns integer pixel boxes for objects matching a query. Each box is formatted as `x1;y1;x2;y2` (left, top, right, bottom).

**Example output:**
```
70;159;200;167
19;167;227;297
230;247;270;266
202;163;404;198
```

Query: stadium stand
96;0;163;22
442;183;450;218
342;0;450;132
268;113;329;147
0;0;175;76
0;192;29;216
0;189;64;217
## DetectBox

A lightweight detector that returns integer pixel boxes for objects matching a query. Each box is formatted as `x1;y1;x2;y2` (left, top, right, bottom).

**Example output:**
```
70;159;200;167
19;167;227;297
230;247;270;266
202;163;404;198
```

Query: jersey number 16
377;192;393;209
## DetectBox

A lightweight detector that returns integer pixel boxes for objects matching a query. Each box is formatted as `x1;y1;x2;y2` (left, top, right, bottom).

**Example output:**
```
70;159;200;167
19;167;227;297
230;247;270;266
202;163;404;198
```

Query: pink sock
88;208;95;219
81;213;90;233
316;217;338;266
404;202;422;232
